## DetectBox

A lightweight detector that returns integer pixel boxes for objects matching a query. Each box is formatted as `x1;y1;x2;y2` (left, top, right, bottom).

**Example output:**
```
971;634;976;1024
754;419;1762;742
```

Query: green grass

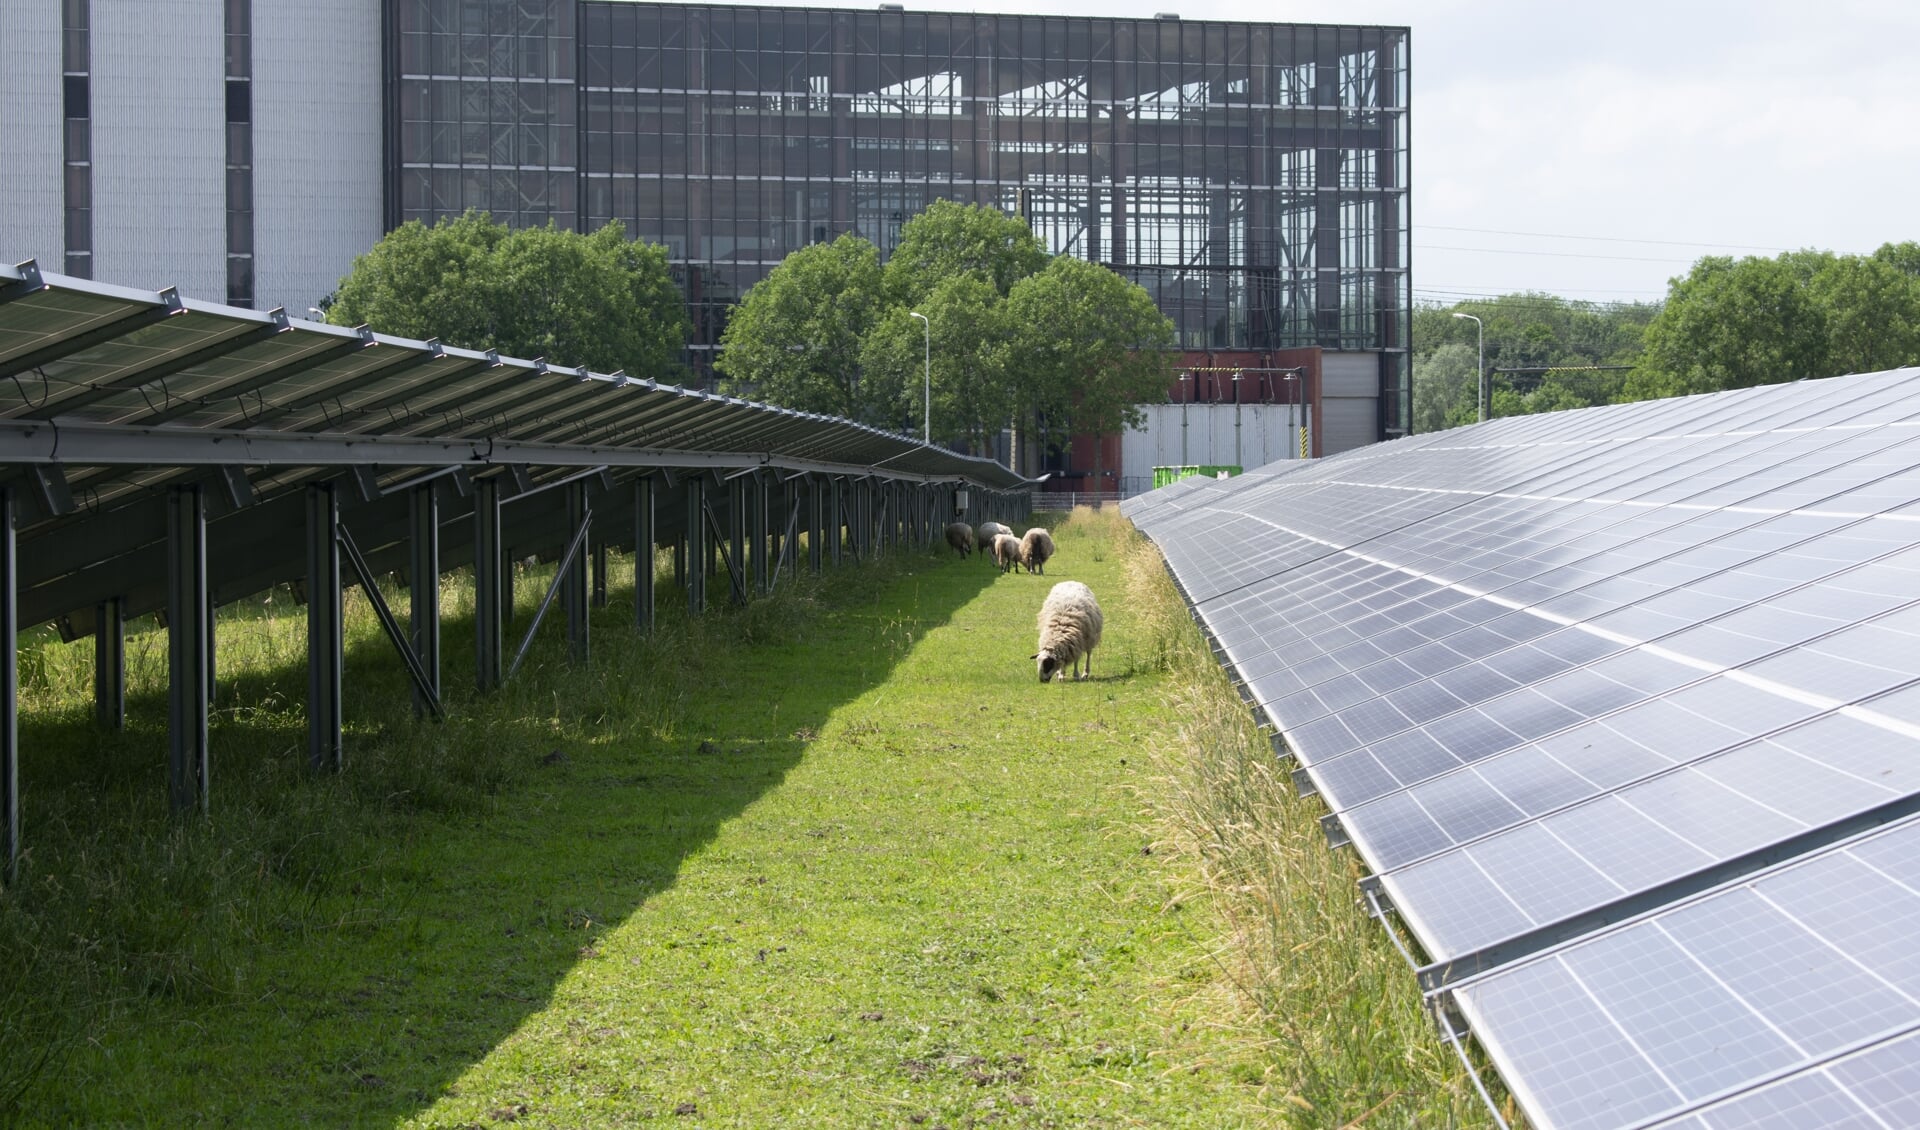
1;512;1508;1128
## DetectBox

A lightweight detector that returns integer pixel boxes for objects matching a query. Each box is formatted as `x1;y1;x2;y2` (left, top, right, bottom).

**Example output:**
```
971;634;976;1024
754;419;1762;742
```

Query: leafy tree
1004;257;1175;481
1629;252;1832;399
1876;241;1920;278
1411;341;1479;433
714;234;885;421
885;199;1050;307
329;210;504;346
330;210;687;380
1809;254;1920;375
859;274;1015;451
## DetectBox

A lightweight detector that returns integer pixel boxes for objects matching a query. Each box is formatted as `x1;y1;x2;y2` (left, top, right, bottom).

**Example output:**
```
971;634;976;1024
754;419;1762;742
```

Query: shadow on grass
2;545;998;1125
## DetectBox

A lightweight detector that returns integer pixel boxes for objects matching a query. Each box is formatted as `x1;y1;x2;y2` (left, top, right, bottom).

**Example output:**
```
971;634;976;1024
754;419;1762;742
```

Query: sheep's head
1034;651;1061;682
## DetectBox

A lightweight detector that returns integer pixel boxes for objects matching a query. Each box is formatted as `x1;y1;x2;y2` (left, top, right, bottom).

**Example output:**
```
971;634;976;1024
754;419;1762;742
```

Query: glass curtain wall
388;3;1410;427
390;0;578;232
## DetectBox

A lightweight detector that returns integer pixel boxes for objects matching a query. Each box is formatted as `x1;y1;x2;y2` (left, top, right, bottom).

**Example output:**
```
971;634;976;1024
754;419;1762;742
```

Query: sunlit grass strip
1116;509;1518;1127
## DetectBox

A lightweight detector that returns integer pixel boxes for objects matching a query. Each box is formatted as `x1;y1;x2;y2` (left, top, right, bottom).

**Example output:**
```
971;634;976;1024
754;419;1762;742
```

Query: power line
1420;225;1791;253
1416;243;1697;264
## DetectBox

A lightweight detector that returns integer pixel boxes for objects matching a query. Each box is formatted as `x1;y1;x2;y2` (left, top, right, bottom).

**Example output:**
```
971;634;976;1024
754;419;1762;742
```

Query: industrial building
1;1;1410;453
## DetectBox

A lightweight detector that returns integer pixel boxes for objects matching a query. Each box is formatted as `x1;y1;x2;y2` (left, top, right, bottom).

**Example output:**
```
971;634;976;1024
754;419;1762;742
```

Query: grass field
1;509;1507;1128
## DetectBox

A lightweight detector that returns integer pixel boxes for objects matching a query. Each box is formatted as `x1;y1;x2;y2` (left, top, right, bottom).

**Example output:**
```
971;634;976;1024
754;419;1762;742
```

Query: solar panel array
1123;367;1920;1130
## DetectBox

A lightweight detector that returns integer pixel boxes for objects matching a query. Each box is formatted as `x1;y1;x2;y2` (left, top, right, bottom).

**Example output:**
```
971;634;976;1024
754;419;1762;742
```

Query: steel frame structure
0;261;1029;881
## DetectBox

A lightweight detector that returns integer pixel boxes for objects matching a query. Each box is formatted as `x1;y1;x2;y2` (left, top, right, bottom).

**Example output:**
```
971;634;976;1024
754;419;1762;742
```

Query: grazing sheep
991;533;1024;573
1020;527;1055;575
1033;581;1103;682
944;521;974;557
976;522;1011;564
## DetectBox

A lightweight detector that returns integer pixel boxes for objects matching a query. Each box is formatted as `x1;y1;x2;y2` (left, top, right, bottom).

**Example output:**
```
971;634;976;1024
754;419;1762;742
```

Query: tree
885;199;1050;307
860;274;1015;451
1411;341;1478;433
1630;248;1920;400
714;234;885;421
329;210;687;380
329;210;505;346
1004;257;1175;483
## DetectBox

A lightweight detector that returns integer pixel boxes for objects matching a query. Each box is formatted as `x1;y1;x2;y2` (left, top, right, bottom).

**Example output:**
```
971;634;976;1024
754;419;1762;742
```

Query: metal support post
686;477;706;614
809;477;824;574
829;479;843;567
751;473;770;595
635;475;655;633
591;539;608;609
563;481;590;663
409;483;441;718
729;477;749;605
1;489;16;883
169;485;210;809
305;483;343;773
474;476;503;692
95;595;125;729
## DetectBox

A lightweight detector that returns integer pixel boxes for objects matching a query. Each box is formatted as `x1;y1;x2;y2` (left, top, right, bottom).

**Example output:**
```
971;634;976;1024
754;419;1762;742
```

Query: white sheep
976;522;1011;564
944;521;974;557
991;532;1023;573
1019;527;1055;575
1033;580;1103;682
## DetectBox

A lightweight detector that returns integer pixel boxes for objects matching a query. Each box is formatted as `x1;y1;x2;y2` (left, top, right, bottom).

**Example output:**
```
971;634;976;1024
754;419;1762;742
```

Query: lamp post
908;311;930;443
1452;311;1486;422
307;306;326;322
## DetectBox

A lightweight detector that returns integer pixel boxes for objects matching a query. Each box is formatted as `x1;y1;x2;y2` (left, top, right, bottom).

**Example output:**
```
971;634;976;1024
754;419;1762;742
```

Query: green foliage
714;233;885;421
721;202;1166;465
1004;257;1177;474
1630;248;1920;400
329;210;687;380
1411;341;1479;433
859;274;1016;450
884;199;1050;306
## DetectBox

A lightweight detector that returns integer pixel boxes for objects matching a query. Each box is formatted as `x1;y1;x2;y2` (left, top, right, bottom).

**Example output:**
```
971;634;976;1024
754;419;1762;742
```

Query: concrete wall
91;0;226;296
0;3;68;268
253;0;384;313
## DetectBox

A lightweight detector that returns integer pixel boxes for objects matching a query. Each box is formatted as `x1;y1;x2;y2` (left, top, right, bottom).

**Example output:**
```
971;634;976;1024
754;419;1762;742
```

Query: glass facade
387;2;1410;432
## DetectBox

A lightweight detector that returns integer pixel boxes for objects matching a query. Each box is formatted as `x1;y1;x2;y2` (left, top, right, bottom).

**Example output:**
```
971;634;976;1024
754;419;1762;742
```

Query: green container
1152;465;1243;488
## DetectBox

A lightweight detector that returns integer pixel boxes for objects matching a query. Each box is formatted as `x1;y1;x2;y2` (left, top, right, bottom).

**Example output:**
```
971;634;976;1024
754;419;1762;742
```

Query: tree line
714;200;1173;475
326;204;1175;477
1414;242;1920;431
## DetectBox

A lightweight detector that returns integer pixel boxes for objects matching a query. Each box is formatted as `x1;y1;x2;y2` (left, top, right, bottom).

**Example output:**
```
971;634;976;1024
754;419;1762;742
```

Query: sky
710;0;1920;308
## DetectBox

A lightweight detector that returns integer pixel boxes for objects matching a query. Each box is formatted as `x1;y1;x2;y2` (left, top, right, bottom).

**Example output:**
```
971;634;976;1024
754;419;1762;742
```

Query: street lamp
1452;311;1486;422
307;306;326;322
908;310;930;444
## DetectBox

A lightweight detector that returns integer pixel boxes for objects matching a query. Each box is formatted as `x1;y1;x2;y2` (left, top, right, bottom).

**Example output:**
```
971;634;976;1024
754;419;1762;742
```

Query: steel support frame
686;476;706;614
1;488;16;883
808;476;824;574
750;471;770;596
170;484;211;809
306;483;343;773
635;475;655;632
564;481;590;663
94;595;125;729
474;476;504;692
409;483;441;718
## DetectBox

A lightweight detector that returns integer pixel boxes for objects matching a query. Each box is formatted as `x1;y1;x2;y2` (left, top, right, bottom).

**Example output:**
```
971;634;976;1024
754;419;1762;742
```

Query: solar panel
1123;366;1920;1129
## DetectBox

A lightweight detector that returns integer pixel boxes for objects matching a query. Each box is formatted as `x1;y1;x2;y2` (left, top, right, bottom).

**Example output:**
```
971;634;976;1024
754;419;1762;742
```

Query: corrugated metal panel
1320;396;1377;455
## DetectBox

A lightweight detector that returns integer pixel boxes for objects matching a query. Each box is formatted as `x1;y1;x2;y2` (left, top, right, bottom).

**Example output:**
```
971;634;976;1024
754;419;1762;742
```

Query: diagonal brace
505;505;594;683
336;522;445;719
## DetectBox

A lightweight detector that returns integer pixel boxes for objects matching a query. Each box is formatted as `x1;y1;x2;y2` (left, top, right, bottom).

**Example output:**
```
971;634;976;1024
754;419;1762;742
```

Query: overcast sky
711;0;1920;307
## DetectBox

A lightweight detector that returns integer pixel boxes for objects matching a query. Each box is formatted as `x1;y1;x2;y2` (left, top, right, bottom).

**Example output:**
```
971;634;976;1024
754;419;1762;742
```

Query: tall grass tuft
1111;507;1510;1127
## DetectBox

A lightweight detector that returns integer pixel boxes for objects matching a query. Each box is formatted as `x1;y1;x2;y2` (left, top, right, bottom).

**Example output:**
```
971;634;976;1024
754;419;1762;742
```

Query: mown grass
1;510;1508;1128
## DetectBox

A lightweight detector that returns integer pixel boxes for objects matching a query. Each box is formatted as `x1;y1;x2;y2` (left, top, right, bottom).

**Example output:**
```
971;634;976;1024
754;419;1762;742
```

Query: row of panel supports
2;470;1028;883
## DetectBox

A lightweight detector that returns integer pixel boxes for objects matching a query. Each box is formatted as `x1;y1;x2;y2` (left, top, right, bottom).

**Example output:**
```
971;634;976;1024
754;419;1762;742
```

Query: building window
225;0;253;307
61;0;91;279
